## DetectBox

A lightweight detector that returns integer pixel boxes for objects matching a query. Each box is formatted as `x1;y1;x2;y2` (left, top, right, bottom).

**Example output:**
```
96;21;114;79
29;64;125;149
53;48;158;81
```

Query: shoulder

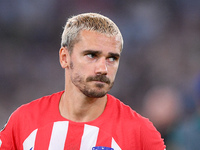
5;91;64;128
0;91;64;148
107;94;162;135
16;91;63;114
107;94;166;149
1;91;63;136
107;94;149;124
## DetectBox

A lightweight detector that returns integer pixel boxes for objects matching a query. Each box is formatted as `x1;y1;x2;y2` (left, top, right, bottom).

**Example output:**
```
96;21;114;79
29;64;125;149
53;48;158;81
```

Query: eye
108;56;118;62
108;57;115;62
86;53;96;59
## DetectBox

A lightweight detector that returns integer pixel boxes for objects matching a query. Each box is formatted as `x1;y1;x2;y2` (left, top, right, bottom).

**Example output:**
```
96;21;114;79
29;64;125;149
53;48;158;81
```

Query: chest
19;121;138;150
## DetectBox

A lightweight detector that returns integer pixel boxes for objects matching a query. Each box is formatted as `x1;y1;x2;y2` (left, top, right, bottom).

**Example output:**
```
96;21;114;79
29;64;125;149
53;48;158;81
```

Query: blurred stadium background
0;0;200;149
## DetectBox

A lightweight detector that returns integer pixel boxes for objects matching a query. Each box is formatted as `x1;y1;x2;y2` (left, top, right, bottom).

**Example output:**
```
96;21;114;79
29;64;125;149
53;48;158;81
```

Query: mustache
86;75;111;84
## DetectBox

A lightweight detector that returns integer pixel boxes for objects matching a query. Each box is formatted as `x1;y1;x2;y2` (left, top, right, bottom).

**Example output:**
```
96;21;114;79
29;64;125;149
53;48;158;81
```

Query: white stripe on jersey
48;121;69;150
80;124;99;150
23;129;38;150
22;121;122;150
112;138;122;150
0;139;2;147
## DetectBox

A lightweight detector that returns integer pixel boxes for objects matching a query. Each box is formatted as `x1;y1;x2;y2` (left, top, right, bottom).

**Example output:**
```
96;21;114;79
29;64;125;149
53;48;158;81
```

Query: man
0;13;166;150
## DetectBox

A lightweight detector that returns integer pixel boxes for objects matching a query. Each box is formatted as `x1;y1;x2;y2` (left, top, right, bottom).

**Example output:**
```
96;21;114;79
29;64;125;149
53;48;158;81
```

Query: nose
95;58;108;75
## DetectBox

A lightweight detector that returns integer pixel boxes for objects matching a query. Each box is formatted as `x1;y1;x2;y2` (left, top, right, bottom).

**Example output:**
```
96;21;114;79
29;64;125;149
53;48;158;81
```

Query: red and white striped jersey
0;91;166;150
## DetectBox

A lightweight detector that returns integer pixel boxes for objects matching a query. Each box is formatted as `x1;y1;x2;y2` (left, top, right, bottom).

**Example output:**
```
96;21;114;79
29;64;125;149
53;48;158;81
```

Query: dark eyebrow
82;50;102;55
82;50;120;58
108;52;120;58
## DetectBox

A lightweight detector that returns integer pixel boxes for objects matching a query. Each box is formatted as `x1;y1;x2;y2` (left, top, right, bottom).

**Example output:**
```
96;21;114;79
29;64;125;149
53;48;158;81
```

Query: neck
59;90;107;122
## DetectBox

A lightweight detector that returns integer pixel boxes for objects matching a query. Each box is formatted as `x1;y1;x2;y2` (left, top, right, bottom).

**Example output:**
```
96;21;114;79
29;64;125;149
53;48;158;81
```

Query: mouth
86;75;111;85
93;81;106;88
93;80;107;84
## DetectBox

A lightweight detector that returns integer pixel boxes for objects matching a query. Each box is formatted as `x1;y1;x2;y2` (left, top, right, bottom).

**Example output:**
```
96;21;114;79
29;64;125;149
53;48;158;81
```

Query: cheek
70;61;74;69
70;62;87;81
72;73;83;83
69;58;85;73
71;56;90;70
108;66;118;78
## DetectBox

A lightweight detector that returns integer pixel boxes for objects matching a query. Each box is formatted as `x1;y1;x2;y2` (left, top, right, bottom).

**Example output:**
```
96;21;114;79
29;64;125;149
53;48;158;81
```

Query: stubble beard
72;74;114;98
70;61;114;98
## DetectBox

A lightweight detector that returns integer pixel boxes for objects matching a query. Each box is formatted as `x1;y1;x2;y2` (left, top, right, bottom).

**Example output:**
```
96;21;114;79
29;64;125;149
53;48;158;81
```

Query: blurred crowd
0;0;200;149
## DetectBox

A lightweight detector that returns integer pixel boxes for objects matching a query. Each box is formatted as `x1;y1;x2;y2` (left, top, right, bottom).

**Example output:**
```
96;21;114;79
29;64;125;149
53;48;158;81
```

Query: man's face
67;30;121;98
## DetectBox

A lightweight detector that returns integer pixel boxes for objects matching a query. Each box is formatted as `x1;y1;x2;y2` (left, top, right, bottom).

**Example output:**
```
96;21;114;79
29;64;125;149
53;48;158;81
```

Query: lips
86;75;111;84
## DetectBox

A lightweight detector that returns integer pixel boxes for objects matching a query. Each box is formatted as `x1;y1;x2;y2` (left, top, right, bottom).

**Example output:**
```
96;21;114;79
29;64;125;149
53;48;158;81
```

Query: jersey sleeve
0;109;19;150
140;118;166;150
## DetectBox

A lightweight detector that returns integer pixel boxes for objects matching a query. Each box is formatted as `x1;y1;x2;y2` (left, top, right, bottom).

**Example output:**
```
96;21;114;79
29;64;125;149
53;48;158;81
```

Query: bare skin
59;30;121;122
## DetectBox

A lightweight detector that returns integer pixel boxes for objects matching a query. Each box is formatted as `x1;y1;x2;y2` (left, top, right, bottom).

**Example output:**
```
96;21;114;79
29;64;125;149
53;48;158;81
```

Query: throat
59;92;107;122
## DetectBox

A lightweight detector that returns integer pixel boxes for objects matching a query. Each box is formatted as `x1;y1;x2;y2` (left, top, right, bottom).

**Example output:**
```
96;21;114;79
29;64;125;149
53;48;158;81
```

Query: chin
82;89;107;98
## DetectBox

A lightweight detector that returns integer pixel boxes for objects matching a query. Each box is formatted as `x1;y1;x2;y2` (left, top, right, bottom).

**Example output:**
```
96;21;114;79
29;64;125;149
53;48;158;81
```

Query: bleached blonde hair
61;13;123;54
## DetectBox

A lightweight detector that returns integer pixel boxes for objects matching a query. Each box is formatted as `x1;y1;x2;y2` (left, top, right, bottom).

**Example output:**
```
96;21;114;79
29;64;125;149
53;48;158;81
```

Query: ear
59;47;70;68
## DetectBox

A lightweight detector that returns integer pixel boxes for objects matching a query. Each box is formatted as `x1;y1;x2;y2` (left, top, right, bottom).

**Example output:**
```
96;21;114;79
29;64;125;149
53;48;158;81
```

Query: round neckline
56;91;111;125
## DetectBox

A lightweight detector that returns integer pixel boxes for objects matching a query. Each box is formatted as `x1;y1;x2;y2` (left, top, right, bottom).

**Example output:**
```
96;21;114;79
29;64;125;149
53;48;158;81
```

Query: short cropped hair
61;13;123;54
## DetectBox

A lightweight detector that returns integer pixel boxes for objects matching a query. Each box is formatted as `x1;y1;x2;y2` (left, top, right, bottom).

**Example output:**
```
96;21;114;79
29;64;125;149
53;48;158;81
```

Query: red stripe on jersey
64;122;84;150
95;128;112;147
34;123;53;149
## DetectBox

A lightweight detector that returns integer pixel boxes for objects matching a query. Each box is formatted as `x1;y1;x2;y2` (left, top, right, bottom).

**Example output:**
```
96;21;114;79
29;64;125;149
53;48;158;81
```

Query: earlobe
59;47;69;68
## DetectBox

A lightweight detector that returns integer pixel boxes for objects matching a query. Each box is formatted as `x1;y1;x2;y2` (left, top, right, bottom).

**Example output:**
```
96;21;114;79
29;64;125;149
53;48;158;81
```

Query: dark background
1;0;200;149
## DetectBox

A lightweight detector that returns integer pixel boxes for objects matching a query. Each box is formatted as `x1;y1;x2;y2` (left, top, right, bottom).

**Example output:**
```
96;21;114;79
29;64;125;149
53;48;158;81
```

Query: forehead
75;30;121;53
